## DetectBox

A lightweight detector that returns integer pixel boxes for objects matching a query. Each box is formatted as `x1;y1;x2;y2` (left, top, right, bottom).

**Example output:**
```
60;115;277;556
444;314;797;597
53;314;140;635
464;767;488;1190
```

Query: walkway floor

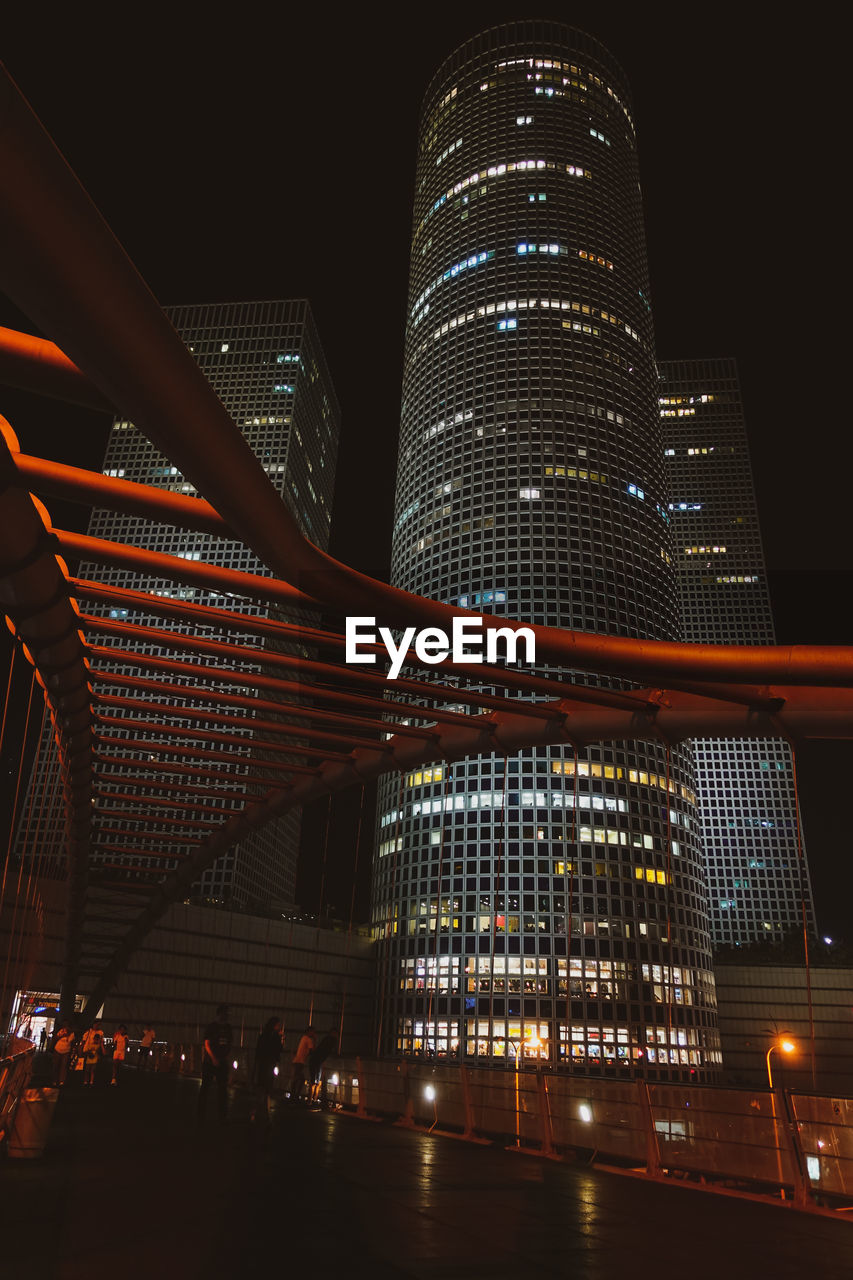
2;1068;852;1279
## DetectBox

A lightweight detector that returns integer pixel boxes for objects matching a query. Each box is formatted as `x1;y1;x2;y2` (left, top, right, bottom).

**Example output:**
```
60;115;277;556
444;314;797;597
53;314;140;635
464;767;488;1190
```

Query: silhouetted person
288;1025;316;1103
198;1005;233;1123
53;1023;75;1086
80;1020;105;1086
252;1016;283;1123
111;1024;128;1084
139;1023;155;1070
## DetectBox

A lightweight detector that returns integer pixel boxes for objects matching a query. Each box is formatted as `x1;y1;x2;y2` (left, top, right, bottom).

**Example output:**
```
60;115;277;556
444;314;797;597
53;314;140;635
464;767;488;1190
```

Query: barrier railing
10;1042;851;1210
0;1044;35;1149
321;1058;853;1212
78;1045;852;1210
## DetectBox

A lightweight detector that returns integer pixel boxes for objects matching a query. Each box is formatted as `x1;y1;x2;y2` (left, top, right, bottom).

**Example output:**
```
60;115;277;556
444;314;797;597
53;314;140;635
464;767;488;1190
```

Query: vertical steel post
637;1078;662;1176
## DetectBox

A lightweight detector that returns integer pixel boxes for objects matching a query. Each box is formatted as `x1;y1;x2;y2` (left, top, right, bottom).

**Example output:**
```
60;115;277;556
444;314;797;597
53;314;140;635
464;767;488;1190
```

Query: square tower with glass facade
18;299;339;912
659;357;815;947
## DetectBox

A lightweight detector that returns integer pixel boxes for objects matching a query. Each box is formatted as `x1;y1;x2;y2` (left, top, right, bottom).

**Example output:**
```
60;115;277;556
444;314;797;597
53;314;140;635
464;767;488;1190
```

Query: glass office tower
371;23;720;1080
17;299;339;912
659;357;815;947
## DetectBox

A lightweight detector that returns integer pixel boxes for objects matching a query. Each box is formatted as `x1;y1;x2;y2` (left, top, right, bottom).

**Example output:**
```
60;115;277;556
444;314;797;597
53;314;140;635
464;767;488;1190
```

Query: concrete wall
714;963;853;1095
9;889;851;1094
3;881;377;1058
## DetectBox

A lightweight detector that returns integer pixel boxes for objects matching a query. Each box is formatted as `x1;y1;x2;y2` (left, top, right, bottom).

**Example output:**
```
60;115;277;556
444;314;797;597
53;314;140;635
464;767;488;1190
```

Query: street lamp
766;1037;796;1090
512;1028;546;1150
765;1036;796;1198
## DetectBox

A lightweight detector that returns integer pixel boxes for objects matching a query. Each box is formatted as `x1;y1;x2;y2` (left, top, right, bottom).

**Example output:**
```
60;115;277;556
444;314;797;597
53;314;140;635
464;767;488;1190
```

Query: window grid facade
371;23;720;1081
659;357;816;947
18;300;339;912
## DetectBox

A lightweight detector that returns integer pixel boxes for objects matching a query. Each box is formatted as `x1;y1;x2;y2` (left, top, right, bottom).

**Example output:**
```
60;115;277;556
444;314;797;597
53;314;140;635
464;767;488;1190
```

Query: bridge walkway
2;1070;851;1279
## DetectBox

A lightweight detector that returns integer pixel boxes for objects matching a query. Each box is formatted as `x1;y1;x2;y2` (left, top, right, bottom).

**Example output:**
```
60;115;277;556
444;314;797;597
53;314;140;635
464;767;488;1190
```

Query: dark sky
1;3;850;935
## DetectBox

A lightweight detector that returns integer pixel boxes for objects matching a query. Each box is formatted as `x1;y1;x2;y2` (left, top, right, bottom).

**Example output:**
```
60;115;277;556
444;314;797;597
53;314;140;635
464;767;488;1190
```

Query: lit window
435;137;463;166
517;241;566;255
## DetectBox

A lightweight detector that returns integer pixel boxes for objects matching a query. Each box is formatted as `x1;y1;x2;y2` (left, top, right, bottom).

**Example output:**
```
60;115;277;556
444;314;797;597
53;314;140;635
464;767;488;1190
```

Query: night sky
1;4;850;937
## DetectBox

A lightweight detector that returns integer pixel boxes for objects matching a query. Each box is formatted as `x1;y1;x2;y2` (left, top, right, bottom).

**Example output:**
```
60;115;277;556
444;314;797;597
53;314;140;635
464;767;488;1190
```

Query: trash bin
7;1087;59;1159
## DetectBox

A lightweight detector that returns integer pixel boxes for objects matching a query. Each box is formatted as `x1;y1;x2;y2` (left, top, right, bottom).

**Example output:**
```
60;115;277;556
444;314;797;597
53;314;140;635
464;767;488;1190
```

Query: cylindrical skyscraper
372;23;720;1080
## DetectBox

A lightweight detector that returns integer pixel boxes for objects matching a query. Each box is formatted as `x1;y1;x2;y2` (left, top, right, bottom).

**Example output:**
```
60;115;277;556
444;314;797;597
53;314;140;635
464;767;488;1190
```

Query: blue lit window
457;588;507;607
276;354;299;364
273;384;294;393
517;242;564;255
627;483;645;500
497;318;517;331
411;249;495;321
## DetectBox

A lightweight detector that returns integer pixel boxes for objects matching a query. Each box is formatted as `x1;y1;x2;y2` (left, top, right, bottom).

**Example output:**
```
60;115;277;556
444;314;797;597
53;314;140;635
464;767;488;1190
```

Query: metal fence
6;1043;851;1212
323;1057;852;1212
0;1044;34;1146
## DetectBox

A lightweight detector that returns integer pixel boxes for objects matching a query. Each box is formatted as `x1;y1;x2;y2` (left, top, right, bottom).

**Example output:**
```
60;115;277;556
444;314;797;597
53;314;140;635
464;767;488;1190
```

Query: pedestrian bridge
1;1066;851;1278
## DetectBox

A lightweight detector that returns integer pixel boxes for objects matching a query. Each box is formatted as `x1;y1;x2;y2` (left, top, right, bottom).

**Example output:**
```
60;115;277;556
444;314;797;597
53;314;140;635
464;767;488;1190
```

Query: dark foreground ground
2;1066;852;1280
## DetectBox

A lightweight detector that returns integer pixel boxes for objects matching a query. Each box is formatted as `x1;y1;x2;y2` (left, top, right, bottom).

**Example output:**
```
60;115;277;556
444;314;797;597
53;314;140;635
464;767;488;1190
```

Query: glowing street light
766;1037;796;1090
765;1035;796;1196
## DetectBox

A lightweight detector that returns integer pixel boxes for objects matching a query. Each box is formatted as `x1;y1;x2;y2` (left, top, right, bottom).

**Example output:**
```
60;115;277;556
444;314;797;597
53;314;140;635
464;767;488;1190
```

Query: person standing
288;1025;317;1104
80;1021;105;1086
111;1024;129;1085
197;1005;233;1124
139;1023;155;1070
251;1016;283;1124
52;1023;75;1086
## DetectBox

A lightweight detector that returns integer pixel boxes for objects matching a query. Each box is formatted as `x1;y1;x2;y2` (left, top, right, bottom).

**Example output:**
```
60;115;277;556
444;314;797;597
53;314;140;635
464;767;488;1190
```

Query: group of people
46;1007;338;1122
51;1021;152;1085
197;1005;338;1125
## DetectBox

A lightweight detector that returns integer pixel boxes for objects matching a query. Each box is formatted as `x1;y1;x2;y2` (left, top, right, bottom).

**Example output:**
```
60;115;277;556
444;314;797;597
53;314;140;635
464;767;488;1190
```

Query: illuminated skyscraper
659;357;815;946
371;23;720;1080
18;299;339;911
